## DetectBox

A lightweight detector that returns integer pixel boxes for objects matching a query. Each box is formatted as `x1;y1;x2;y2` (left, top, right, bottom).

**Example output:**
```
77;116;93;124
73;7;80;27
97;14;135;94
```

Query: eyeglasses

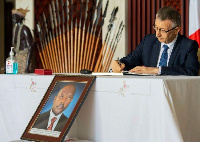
153;25;177;34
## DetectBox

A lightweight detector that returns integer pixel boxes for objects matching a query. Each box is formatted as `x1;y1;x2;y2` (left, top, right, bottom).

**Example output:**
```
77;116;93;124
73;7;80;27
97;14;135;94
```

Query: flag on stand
189;0;200;48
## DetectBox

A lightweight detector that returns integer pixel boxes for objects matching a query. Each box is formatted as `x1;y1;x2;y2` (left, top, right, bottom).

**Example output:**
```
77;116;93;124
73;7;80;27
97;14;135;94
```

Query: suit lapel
168;34;182;67
54;114;68;131
151;40;161;66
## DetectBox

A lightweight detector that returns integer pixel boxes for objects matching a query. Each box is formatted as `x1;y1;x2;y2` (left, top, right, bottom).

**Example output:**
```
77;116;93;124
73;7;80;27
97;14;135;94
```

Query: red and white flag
189;0;200;48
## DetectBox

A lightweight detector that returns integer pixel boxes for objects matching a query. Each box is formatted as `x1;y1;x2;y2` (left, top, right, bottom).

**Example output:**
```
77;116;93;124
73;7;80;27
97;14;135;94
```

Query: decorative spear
36;44;45;69
98;7;118;72
82;1;94;70
79;0;89;71
42;12;56;72
38;19;52;70
52;0;62;72
103;21;123;71
86;0;103;69
73;0;79;73
47;12;58;73
56;0;65;72
76;0;84;73
90;0;109;71
84;0;99;69
105;22;125;71
36;23;47;69
94;7;118;72
66;0;71;73
49;4;60;73
61;0;68;72
70;0;74;72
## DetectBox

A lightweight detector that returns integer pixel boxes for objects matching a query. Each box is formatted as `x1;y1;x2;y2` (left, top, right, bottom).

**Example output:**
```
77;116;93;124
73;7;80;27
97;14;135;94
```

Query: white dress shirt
157;35;178;74
47;109;62;131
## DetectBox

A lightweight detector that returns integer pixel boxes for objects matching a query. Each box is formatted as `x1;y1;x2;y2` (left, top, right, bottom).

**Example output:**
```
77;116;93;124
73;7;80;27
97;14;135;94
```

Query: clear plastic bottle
6;47;18;74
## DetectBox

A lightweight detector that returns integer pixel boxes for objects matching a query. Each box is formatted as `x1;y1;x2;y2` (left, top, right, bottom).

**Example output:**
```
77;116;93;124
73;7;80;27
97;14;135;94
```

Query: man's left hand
129;66;159;74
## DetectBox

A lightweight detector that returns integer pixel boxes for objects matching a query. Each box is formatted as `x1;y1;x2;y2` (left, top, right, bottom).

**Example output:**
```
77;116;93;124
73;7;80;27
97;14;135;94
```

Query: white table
0;74;200;142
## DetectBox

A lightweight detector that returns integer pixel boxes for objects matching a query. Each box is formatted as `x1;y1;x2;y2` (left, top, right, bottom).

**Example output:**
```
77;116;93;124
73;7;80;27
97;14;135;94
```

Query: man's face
52;85;76;116
154;18;180;44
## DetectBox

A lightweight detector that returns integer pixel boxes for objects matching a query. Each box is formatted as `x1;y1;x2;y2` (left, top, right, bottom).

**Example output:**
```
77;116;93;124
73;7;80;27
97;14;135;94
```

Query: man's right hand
111;60;125;73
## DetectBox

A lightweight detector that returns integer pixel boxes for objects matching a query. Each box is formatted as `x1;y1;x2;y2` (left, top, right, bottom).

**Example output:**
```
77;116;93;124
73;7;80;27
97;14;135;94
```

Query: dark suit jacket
120;34;199;75
33;110;68;132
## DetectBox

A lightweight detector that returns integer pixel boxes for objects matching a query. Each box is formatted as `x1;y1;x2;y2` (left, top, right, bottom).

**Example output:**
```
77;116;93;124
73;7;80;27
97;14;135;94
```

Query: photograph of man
33;84;76;131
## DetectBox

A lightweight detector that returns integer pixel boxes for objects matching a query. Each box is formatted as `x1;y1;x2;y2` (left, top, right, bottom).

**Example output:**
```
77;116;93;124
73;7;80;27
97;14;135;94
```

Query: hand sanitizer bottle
6;47;18;74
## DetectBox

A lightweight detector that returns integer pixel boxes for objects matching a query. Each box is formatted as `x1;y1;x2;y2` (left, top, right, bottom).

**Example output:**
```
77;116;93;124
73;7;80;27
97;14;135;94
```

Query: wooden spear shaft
106;49;114;71
58;33;65;73
85;27;95;69
36;44;46;69
61;0;67;73
82;24;91;69
46;31;56;72
98;30;113;72
79;29;86;71
42;44;49;69
70;27;74;73
39;24;51;69
50;28;61;73
50;32;59;73
52;1;62;72
62;32;68;73
55;0;65;73
66;0;70;73
98;42;109;72
67;30;71;73
94;41;106;72
87;0;102;70
74;19;78;73
90;31;101;71
49;4;59;73
69;0;74;73
41;41;49;69
48;32;57;73
55;35;61;72
46;39;55;72
43;13;57;72
79;0;89;71
36;24;48;69
102;46;113;72
43;35;53;70
77;28;82;73
87;30;96;69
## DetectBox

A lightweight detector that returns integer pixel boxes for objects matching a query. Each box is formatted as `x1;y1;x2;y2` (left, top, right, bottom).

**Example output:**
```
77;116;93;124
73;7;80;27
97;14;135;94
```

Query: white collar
161;34;178;49
49;109;62;120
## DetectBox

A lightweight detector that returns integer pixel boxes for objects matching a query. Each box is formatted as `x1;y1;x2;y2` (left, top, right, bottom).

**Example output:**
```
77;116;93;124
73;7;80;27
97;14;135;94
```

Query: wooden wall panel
128;0;189;52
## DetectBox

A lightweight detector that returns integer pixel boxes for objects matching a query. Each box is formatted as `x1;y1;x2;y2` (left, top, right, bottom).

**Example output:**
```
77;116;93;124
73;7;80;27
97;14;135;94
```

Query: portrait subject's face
154;18;180;44
52;84;76;116
12;14;23;24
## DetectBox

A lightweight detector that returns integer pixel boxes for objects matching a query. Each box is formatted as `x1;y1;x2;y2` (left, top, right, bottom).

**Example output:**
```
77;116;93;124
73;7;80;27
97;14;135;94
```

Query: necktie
159;45;169;67
47;117;57;130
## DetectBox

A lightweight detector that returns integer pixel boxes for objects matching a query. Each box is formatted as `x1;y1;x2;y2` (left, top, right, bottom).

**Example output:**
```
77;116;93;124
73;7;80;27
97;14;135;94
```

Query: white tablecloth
0;74;199;142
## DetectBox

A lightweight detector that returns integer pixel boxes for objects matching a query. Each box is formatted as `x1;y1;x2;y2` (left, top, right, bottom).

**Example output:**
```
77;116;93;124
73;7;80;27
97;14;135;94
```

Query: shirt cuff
158;66;162;75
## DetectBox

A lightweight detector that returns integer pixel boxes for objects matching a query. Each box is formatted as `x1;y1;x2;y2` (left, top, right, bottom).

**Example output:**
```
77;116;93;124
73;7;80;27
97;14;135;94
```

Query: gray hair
156;6;181;27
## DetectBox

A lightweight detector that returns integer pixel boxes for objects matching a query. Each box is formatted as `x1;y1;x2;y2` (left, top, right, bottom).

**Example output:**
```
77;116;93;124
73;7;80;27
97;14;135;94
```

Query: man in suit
33;84;76;131
111;6;199;76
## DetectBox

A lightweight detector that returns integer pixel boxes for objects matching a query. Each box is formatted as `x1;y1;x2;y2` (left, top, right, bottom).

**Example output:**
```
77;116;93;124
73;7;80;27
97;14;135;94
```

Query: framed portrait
21;75;96;142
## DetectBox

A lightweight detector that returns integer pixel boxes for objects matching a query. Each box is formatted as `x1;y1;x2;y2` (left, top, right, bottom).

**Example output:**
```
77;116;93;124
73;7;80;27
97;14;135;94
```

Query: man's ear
175;27;181;34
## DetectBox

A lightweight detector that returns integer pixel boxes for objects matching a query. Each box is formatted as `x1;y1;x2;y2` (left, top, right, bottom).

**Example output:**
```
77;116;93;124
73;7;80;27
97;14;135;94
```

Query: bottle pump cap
10;47;14;56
